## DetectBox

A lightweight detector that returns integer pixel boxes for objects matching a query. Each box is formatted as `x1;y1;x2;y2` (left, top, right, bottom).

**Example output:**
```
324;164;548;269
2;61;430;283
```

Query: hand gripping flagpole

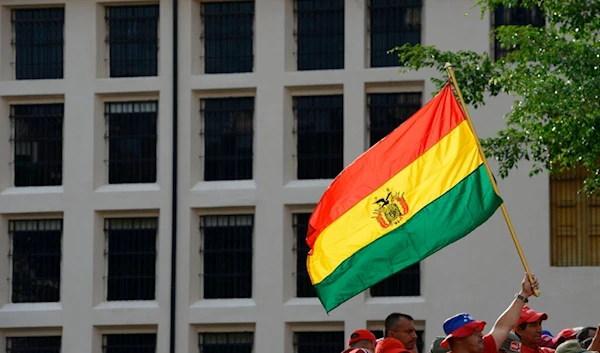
444;62;540;297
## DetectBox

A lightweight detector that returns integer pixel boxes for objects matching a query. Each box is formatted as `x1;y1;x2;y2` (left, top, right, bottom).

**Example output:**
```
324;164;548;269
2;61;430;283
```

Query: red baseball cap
539;329;578;348
518;306;548;325
348;329;377;346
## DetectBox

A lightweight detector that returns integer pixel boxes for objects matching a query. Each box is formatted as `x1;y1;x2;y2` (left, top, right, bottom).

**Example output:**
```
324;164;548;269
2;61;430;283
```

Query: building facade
0;0;597;352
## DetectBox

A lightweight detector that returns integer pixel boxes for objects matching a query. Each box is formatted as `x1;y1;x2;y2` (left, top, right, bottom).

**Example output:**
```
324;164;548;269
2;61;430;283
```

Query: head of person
377;337;412;353
429;336;451;353
556;340;599;353
385;313;418;350
577;327;597;344
440;313;486;353
514;306;548;349
499;332;522;353
349;329;377;352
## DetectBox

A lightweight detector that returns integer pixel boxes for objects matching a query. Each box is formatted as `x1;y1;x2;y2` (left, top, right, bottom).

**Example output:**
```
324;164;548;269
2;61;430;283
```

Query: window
6;336;61;353
294;0;344;70
102;333;156;353
105;101;158;184
293;332;344;353
105;5;159;77
10;104;63;187
198;332;253;353
11;8;64;80
368;92;422;145
492;5;545;60
293;95;343;180
200;97;254;181
369;263;421;297
368;0;422;68
200;215;253;299
550;167;600;266
201;2;254;74
105;218;157;301
293;213;316;297
367;92;422;296
9;219;62;303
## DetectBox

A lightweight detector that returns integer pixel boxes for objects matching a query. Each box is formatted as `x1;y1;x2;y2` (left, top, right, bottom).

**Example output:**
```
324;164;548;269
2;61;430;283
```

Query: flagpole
444;62;540;297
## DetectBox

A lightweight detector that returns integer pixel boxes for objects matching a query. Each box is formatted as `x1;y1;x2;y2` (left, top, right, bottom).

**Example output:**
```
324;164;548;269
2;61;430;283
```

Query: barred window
11;8;64;80
293;213;316;298
200;215;253;299
369;0;422;68
102;333;156;353
105;218;157;301
6;336;61;353
368;93;422;145
293;95;343;180
550;167;600;266
492;5;545;61
294;0;344;70
105;101;158;184
198;332;254;353
200;97;254;181
369;263;421;297
105;5;159;77
10;104;63;187
9;219;62;303
201;2;254;74
293;332;344;353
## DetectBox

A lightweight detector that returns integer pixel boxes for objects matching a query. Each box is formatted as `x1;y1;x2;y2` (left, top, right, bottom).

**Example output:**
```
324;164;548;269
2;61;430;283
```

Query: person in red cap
514;306;554;353
439;273;539;353
376;338;412;353
342;329;377;353
539;328;578;349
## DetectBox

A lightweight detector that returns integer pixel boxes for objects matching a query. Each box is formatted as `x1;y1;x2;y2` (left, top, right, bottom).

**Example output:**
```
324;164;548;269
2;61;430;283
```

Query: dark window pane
9;219;62;303
105;218;157;301
106;5;159;77
369;262;421;297
201;2;254;74
293;332;344;353
106;101;158;184
201;97;254;181
7;336;62;353
294;95;343;179
293;213;316;297
102;334;156;353
12;8;64;80
295;0;344;70
200;215;253;299
198;332;254;353
493;5;545;60
370;0;422;67
368;92;421;146
11;104;63;187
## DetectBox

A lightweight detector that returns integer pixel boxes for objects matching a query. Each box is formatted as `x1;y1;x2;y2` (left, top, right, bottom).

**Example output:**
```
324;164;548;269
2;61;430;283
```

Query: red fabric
376;338;412;353
348;329;377;346
447;334;496;353
518;306;549;325
522;344;556;353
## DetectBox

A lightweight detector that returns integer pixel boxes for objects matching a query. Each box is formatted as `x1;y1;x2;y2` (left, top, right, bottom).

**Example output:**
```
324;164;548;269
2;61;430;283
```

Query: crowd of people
341;274;598;353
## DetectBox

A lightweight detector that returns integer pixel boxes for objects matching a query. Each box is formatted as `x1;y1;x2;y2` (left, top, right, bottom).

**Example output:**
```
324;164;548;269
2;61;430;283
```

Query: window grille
200;215;253;299
293;95;343;180
104;218;158;301
10;104;63;187
201;2;254;74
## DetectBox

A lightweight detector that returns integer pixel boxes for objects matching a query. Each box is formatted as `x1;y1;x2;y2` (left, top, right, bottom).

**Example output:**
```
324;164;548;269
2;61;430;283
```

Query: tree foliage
391;0;600;195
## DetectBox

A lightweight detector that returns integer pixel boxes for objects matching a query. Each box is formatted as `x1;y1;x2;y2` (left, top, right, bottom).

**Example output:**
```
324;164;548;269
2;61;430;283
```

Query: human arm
589;324;600;352
488;273;540;349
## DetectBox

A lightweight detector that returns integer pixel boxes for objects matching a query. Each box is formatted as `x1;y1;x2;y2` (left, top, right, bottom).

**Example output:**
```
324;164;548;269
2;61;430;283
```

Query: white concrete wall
0;0;597;352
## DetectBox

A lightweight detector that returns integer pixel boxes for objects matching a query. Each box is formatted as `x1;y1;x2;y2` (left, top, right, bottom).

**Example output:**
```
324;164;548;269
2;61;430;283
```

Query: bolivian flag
306;83;503;312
